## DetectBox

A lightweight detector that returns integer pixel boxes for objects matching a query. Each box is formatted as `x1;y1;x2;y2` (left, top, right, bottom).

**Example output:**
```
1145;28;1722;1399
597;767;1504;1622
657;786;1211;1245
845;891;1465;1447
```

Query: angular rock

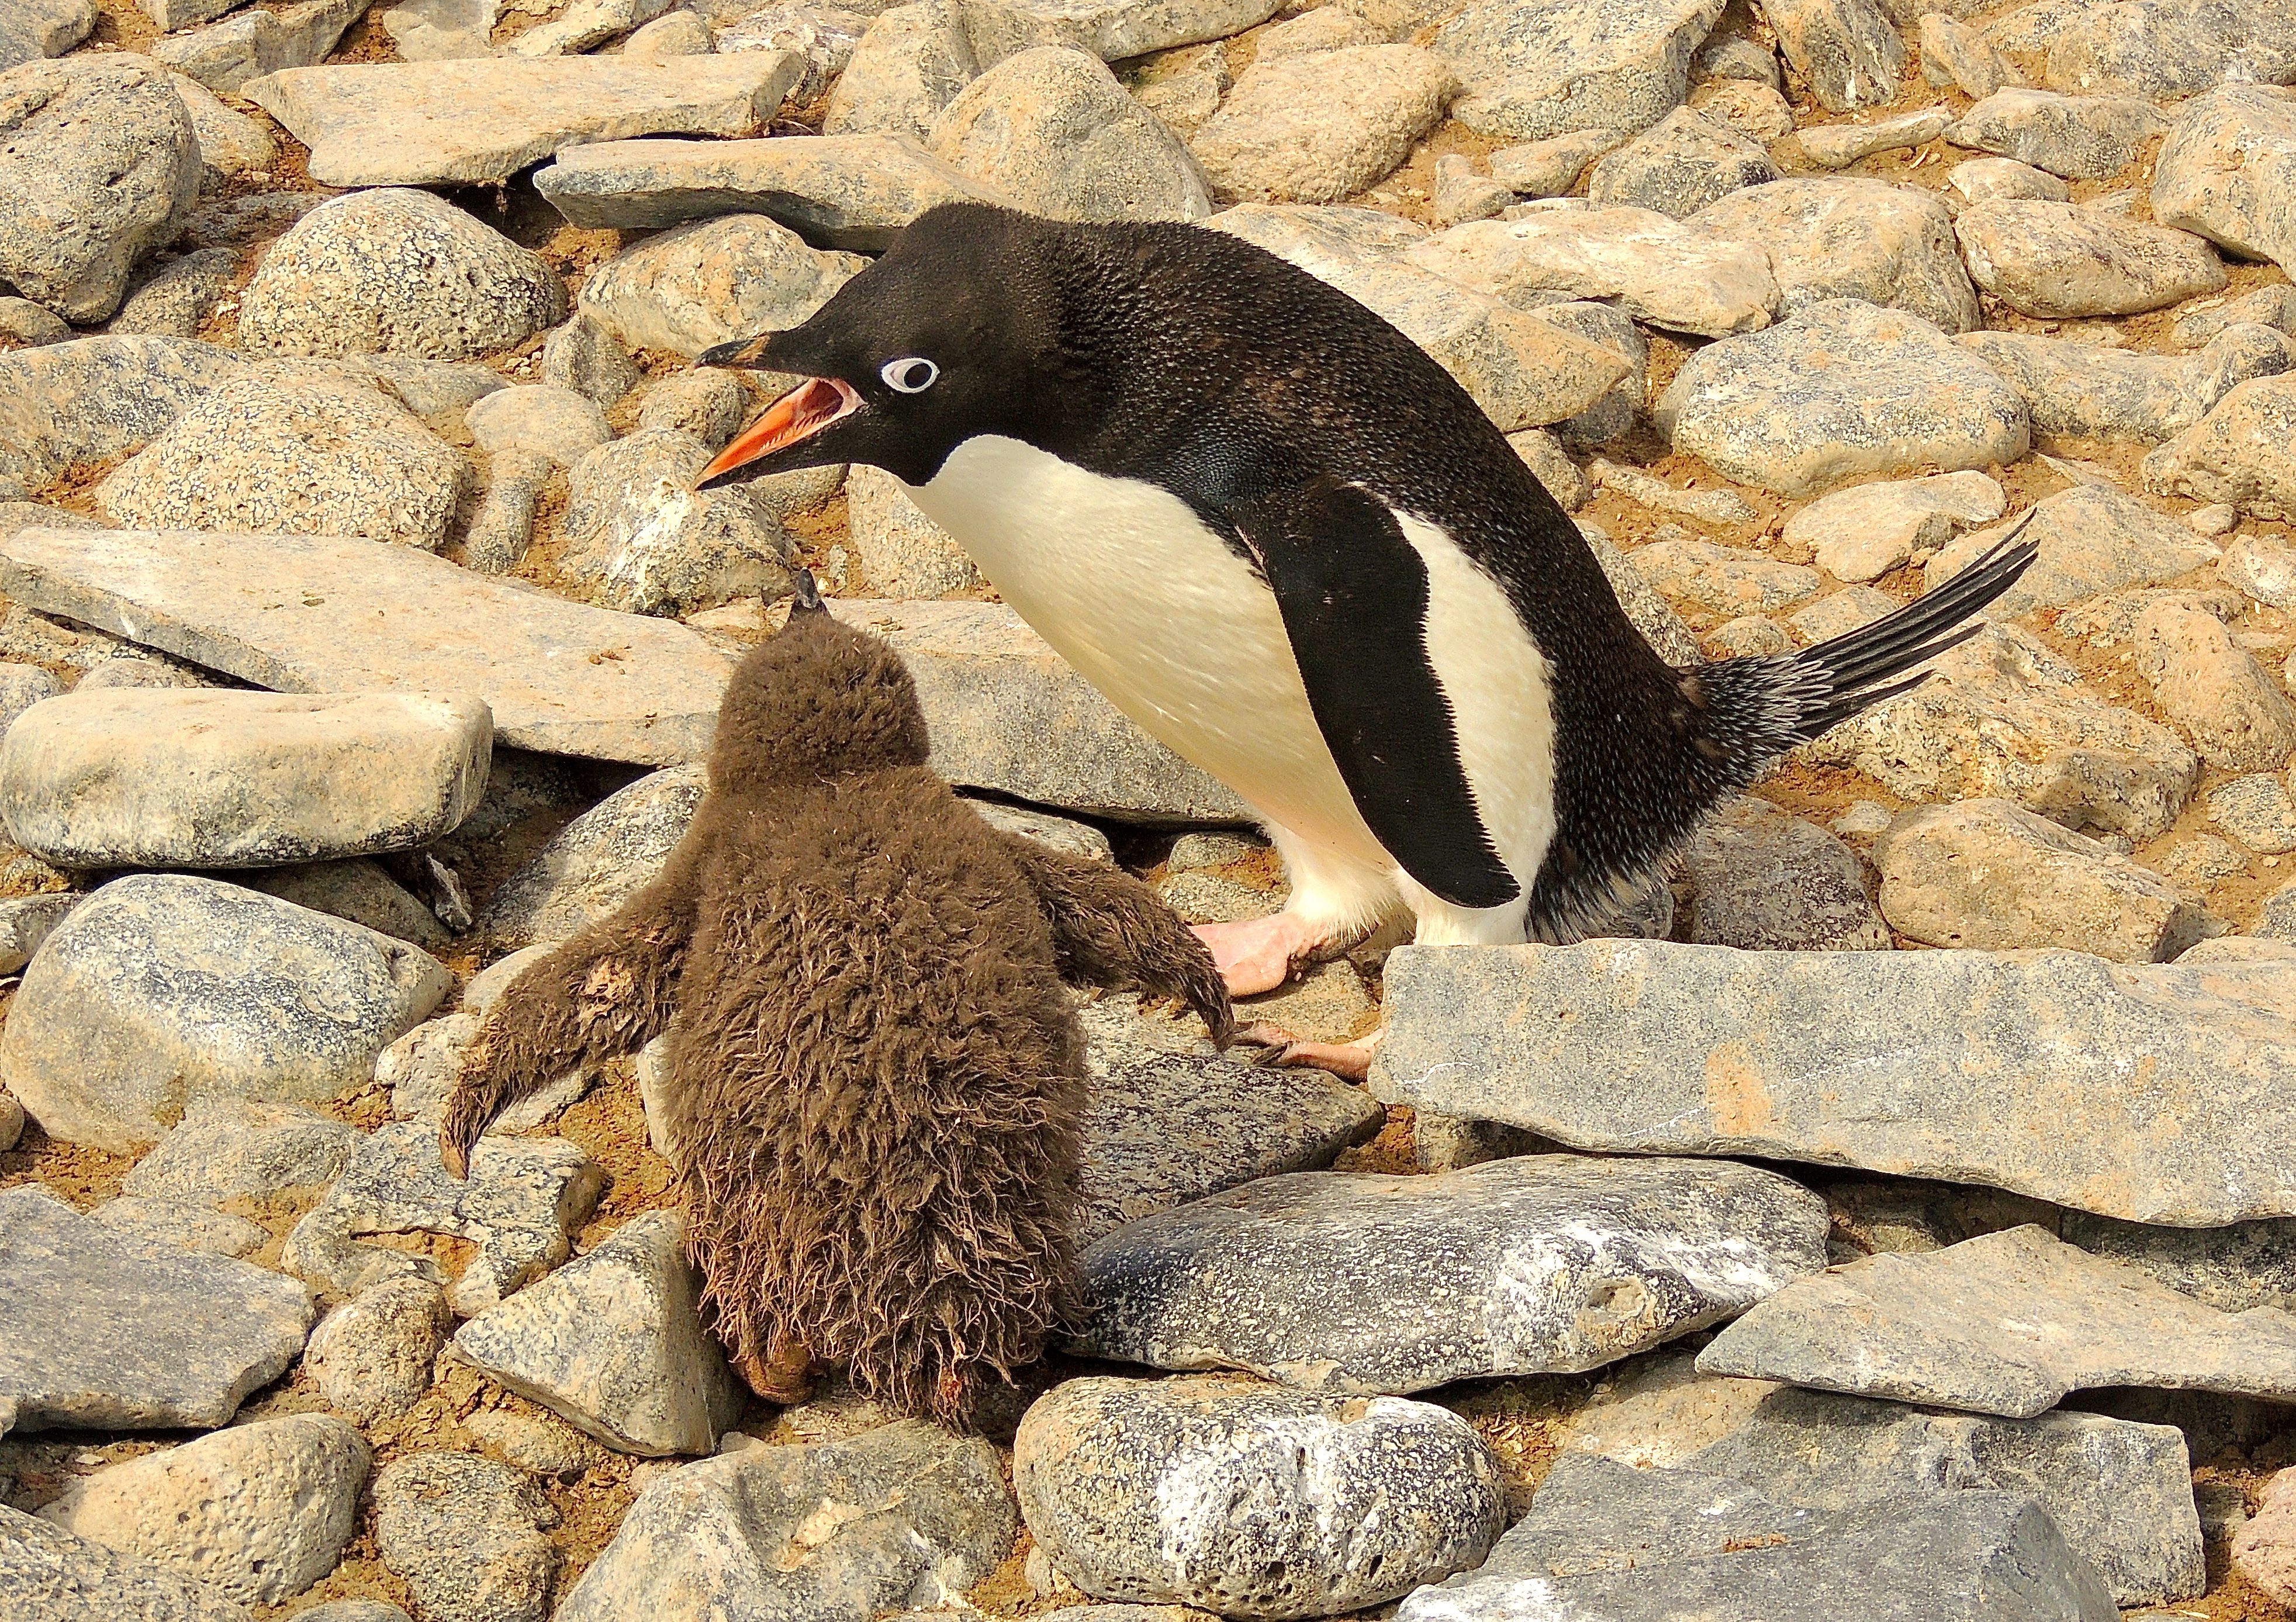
1956;200;2226;320
1794;106;1951;168
454;1211;743;1457
932;47;1208;222
1656;298;2028;496
821;0;986;144
2134;598;2296;770
0;58;198;327
537;132;1004;249
0;688;491;869
243;53;805;188
1691;177;1979;333
1926;484;2219;615
1188;46;1454;205
2062;1211;2296;1315
2236;1467;2296;1606
477;765;703;950
1700;1225;2296;1417
1430;154;1514;227
1766;0;1903;110
1782;469;2004;582
1371;939;2296;1225
1960;324;2295;445
2145;373;2296;518
151;0;372;95
2152;84;2296;275
121;1098;357;1208
1408;204;1777;337
1679;794;1888;950
2211;772;2296;853
37;1415;369;1606
1076;1154;1828;1393
1948;154;2069;205
0;1506;252;1622
0;891;73;976
511;0;676;56
2224;532;2296;608
1016;1377;1505;1618
845;464;982;596
374;1452;559;1622
2045;0;2296;101
238;857;452;947
283;1120;607;1315
0;876;448;1151
1692;77;1794;140
0;0;94;71
304;1277;452;1424
1432;0;1726;142
1485;129;1624;195
560;428;791;615
579;211;862;359
1947;88;2165;182
0;1184;313;1437
0;524;739;765
556;1421;1015;1621
638;371;746;449
541;312;642;407
829;599;1251;821
1875;797;2205;960
1585;105;1777;218
1627;535;1820;612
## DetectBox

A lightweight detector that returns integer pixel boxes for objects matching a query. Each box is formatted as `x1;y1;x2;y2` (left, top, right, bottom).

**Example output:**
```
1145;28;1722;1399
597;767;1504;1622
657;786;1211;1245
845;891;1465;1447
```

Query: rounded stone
466;383;613;467
374;1452;560;1622
1015;1375;1506;1620
0;1088;20;1153
237;188;568;361
1188;45;1456;206
305;1276;453;1424
577;211;863;359
635;367;746;448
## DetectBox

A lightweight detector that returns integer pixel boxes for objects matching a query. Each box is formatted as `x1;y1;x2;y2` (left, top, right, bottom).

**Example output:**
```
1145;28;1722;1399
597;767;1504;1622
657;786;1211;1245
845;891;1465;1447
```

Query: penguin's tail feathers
1693;521;2039;762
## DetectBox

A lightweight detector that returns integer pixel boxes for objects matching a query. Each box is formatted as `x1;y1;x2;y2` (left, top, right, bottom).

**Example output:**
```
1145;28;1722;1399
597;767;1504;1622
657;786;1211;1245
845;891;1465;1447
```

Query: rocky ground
2;0;2296;1616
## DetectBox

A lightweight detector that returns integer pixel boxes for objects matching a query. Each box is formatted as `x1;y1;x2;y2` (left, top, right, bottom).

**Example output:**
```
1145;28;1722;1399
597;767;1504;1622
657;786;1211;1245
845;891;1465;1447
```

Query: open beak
696;376;864;487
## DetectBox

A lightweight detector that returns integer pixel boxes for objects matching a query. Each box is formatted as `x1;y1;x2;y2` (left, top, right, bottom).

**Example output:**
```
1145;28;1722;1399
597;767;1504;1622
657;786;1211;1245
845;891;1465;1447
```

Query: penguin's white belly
907;435;1384;869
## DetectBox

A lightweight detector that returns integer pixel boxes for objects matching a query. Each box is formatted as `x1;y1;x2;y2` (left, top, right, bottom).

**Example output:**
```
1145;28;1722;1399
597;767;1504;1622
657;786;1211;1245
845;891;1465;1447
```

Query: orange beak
697;376;864;486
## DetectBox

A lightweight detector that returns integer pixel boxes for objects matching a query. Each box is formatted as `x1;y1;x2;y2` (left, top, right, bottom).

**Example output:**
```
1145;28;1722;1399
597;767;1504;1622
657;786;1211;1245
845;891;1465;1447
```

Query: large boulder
1188;46;1455;205
1432;0;1724;141
2151;83;2296;276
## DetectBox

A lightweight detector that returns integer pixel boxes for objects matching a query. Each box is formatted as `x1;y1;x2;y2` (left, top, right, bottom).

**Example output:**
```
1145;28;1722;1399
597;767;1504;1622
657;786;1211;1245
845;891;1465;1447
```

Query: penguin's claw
1191;912;1332;997
1236;1022;1382;1083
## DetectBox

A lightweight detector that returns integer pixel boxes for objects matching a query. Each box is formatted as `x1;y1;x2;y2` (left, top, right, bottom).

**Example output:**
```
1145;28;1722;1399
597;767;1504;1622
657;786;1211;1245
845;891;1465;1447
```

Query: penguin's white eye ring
881;357;938;394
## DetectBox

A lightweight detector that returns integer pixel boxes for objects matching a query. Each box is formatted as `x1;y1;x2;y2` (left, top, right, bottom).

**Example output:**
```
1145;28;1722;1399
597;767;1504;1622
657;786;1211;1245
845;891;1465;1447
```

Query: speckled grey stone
1960;324;2294;445
636;369;746;449
1433;0;1724;142
557;1421;1015;1622
967;798;1114;863
1397;1451;2116;1622
2062;1211;2296;1316
1076;1154;1828;1393
90;1196;268;1257
477;763;704;951
1016;1376;1504;1619
0;334;247;491
1679;794;1888;951
454;1211;742;1457
1948;155;2070;205
1701;1225;2296;1418
282;1120;607;1316
0;1504;251;1621
1657;298;2027;496
1627;536;1820;614
1927;483;2221;617
1370;939;2296;1226
1582;525;1702;664
1947;88;2165;182
1762;0;1901;110
0;1184;314;1438
844;464;983;597
2145;373;2296;519
303;1277;452;1424
1956;200;2227;320
1796;106;1949;168
1585;106;1775;218
374;1452;559;1622
1485;129;1624;195
0;875;449;1151
122;1098;357;1208
2152;85;2296;276
1078;1054;1382;1245
148;0;369;95
110;247;237;338
2042;0;2295;102
1189;46;1456;206
540;312;642;407
0;688;492;869
579;211;862;359
1691;177;1979;333
0;0;94;71
560;427;792;617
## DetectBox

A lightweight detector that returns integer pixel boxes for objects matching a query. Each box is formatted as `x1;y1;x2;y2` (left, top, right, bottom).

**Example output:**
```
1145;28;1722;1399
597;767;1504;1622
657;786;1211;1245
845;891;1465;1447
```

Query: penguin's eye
880;357;939;395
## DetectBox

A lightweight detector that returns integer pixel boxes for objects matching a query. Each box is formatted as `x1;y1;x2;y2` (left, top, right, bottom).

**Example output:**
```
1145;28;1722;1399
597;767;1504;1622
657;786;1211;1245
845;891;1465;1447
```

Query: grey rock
0;1184;313;1437
1581;524;1703;663
0;0;93;71
1430;154;1514;227
89;1195;266;1256
0;58;199;326
298;1606;412;1622
1875;796;2204;960
0;296;70;345
1926;484;2219;616
1433;0;1726;143
465;1409;593;1478
579;211;863;359
237;189;565;362
1078;1053;1381;1245
0;661;57;735
304;1277;452;1424
1701;1224;2296;1417
1764;0;1903;110
1947;87;2165;182
374;0;503;59
626;6;711;51
1920;13;2021;98
0;688;491;869
1794;106;1951;168
537;131;1003;250
374;1452;560;1622
36;1414;368;1606
0;891;73;975
1189;46;1454;205
1016;1376;1504;1618
829;598;1252;821
1956;200;2227;320
1679;794;1888;950
1656;298;2027;496
454;1210;743;1457
1782;469;2004;582
1369;938;2296;1225
1510;427;1590;507
466;385;611;468
2211;772;2296;853
1960;323;2295;445
1786;584;1898;641
969;798;1113;862
541;312;643;407
2062;1211;2296;1315
283;1120;607;1315
2042;0;2296;101
244;856;454;949
151;0;373;95
1407;203;1778;338
1076;1154;1827;1393
511;0;677;56
1253;5;1384;60
0;875;448;1151
637;368;746;447
2134;597;2296;770
2154;84;2296;278
1690;77;1793;140
557;1420;1015;1621
0;1505;251;1622
1627;534;1820;613
845;464;983;596
1948;154;2069;205
1691;176;1979;333
0;523;739;765
122;1098;357;1208
462;451;551;577
822;0;988;144
932;46;1208;222
2222;532;2296;608
2145;373;2296;519
109;248;237;339
378;986;592;1133
1694;27;1779;86
1485;129;1624;195
1537;300;1648;449
477;763;704;950
2266;877;2296;940
1398;1450;2116;1622
243;53;805;188
1585;104;1775;217
561;427;792;616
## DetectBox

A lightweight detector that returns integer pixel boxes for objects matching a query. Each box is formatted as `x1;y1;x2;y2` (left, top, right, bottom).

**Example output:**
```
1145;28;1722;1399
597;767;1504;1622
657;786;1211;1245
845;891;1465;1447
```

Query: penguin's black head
695;203;1073;491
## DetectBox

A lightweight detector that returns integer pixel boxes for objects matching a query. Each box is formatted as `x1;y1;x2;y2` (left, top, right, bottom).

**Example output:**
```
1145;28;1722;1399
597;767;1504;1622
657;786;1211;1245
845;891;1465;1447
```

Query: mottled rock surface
0;1505;253;1622
373;1452;559;1622
1189;46;1454;205
1678;795;1889;951
1432;0;1725;141
1956;200;2227;319
578;211;862;359
932;47;1209;222
476;763;703;950
1692;176;1977;333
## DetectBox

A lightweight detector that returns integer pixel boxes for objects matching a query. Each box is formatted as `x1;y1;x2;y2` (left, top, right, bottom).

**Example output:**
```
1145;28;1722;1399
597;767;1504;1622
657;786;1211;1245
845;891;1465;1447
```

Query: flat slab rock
0;526;735;766
0;1505;252;1622
1698;1225;2296;1419
0;1185;313;1438
1396;1450;2115;1622
1370;939;2296;1226
242;53;805;186
1073;1153;1829;1393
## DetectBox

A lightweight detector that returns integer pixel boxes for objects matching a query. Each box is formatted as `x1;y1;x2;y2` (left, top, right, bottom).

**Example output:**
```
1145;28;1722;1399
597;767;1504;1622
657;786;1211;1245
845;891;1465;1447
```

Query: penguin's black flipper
1232;478;1521;912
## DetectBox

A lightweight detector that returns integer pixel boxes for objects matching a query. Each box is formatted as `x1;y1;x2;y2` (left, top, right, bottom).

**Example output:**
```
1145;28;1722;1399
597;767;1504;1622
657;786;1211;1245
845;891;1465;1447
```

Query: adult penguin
696;202;2034;1074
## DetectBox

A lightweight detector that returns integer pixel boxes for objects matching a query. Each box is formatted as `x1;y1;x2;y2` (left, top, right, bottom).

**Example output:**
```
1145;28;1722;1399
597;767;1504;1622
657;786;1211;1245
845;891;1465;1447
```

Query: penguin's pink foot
1192;911;1334;997
1239;1022;1383;1083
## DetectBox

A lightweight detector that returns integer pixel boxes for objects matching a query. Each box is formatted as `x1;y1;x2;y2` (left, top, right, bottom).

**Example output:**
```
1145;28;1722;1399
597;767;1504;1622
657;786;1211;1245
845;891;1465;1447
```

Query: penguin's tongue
697;376;861;484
